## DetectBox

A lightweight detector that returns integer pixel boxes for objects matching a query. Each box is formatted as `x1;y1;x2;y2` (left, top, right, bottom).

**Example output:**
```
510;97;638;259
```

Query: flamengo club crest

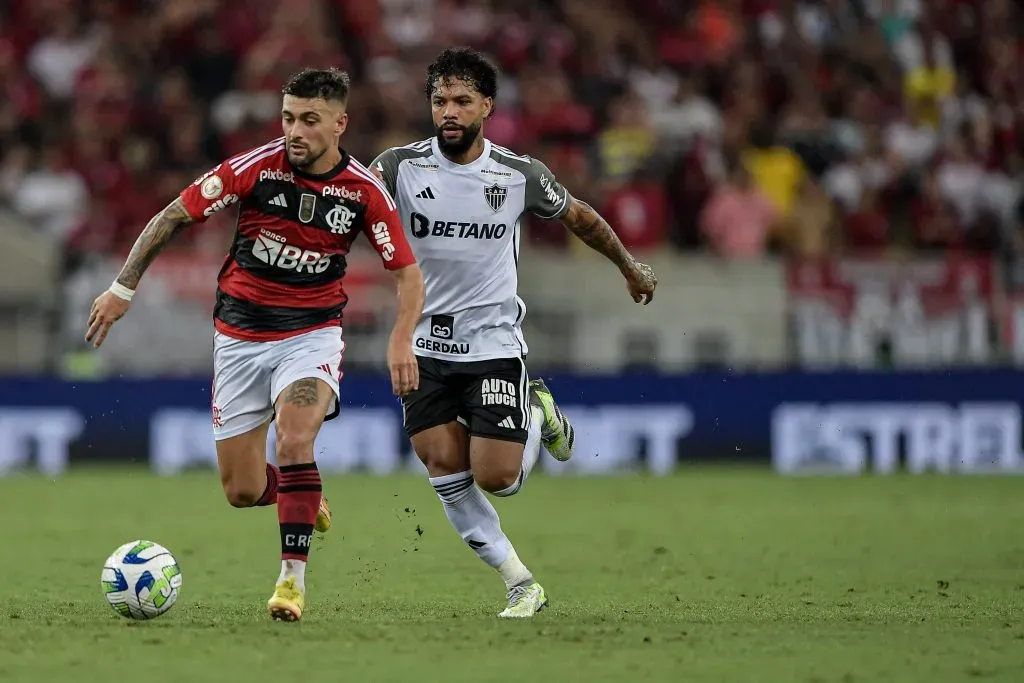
326;203;355;234
483;184;507;213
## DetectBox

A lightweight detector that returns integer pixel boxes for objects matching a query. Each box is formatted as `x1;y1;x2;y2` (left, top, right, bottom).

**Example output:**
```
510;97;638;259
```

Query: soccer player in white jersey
372;48;657;618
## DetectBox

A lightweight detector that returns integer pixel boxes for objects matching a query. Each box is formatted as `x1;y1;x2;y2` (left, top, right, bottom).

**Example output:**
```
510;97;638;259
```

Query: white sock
496;547;534;589
523;404;543;478
492;405;543;498
430;470;533;587
278;559;306;593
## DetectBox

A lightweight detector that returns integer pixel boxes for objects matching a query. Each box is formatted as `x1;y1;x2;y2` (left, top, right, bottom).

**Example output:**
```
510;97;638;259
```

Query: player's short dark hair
282;67;351;103
424;48;498;104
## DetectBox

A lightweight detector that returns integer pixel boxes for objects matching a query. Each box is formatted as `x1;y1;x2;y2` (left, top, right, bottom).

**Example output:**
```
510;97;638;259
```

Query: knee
275;427;316;466
418;446;465;478
474;466;521;495
221;476;261;508
411;423;470;477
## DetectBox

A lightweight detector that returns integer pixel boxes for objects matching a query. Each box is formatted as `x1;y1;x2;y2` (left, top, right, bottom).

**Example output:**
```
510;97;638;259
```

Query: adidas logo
498;416;516;429
270;193;288;207
415;187;435;199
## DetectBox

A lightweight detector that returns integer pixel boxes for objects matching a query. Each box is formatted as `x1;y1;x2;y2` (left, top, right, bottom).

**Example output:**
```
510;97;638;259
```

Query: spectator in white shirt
885;102;938;173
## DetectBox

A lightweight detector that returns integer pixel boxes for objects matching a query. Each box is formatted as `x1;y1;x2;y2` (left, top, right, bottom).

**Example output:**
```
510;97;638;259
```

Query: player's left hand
387;334;419;396
624;260;657;305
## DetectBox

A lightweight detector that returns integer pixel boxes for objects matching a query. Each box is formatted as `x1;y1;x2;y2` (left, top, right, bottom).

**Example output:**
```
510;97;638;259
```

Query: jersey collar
432;137;492;173
290;148;351;180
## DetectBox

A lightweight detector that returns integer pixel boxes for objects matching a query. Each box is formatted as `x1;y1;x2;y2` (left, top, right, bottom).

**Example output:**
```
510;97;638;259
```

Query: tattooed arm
85;197;195;348
560;198;634;271
560;197;658;304
115;196;195;289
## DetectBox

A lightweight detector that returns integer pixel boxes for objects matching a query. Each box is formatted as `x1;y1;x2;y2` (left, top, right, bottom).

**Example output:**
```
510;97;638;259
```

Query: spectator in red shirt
846;187;892;252
600;168;668;252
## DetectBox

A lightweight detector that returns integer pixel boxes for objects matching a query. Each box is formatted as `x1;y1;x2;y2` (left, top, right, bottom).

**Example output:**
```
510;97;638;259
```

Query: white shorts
211;327;345;441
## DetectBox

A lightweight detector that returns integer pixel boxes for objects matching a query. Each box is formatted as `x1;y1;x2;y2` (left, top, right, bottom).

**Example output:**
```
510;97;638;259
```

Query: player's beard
435;120;482;156
287;142;325;170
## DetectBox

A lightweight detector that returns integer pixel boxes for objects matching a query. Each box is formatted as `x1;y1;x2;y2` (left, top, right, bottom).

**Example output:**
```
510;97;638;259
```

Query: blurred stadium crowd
1;0;1023;270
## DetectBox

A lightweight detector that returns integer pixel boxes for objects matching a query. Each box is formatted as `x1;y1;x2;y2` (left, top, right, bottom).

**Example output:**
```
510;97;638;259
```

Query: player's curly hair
425;48;498;112
282;67;351;103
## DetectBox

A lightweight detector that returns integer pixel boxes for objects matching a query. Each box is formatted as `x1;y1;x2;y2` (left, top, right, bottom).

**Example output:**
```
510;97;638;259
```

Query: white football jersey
372;137;571;362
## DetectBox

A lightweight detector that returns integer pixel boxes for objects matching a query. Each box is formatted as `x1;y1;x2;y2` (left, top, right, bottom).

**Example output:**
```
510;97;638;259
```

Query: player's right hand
624;260;657;305
387;334;419;397
86;290;131;348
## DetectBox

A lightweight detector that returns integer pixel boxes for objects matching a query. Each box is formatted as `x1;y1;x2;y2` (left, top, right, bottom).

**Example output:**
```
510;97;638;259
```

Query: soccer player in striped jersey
86;68;425;622
372;48;657;617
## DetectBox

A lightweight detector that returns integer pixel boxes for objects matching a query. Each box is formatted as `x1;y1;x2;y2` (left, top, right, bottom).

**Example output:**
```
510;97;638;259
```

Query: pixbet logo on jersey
259;169;295;183
322;185;363;202
251;228;332;273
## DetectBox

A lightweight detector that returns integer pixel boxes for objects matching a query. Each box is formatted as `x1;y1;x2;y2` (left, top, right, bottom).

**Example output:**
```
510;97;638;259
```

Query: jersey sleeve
179;160;254;223
524;157;571;220
370;148;400;198
362;175;417;271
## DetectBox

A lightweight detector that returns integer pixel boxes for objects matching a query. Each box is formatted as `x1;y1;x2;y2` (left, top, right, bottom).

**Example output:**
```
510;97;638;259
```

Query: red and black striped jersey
179;137;416;342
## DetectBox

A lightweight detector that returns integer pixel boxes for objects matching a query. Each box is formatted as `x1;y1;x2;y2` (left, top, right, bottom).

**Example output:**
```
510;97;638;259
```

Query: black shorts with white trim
401;355;529;444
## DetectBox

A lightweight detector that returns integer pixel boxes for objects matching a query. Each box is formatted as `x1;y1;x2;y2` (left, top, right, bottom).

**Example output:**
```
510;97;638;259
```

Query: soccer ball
101;540;183;620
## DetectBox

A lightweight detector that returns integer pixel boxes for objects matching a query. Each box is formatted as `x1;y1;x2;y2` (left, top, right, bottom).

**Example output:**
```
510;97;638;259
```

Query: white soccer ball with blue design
101;540;183;620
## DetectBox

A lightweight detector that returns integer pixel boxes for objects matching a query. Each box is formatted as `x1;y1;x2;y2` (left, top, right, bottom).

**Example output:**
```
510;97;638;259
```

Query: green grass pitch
0;468;1021;682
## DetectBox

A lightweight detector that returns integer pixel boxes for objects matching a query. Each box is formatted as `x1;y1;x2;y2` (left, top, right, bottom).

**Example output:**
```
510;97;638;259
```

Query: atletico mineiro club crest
484;184;507;213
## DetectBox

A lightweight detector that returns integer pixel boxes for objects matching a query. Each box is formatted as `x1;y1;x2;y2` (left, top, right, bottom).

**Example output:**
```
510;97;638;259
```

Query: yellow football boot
267;576;305;622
